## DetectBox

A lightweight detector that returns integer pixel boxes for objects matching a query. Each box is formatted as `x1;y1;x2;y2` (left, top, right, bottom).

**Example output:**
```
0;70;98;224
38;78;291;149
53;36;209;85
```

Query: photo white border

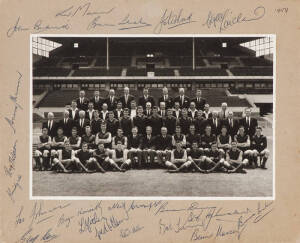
30;34;276;201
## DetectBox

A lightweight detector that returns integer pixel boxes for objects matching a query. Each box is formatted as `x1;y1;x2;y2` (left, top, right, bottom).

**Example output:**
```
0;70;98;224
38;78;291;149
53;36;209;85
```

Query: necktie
248;118;250;126
64;119;66;124
125;95;128;104
197;98;199;102
80;98;82;104
181;96;183;104
81;119;83;127
164;96;166;101
96;97;98;102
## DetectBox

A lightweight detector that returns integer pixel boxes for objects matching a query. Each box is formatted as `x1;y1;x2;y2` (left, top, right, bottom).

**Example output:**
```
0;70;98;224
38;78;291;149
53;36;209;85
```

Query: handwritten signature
6;174;22;203
202;6;266;32
154;8;196;34
4;71;23;133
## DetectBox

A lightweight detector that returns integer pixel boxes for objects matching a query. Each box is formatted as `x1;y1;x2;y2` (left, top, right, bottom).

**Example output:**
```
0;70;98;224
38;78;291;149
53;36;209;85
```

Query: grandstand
33;37;274;120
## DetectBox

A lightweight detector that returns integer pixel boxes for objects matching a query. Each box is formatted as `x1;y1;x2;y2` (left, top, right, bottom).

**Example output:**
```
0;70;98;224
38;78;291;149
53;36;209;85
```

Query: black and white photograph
31;35;274;198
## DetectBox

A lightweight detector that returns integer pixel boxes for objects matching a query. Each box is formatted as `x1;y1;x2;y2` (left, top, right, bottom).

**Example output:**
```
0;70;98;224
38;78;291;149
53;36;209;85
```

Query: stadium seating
33;89;45;95
179;68;228;76
72;68;122;76
33;68;71;77
35;57;62;67
95;57;106;67
38;90;94;107
229;88;273;94
206;56;239;65
126;68;147;76
195;57;206;66
155;68;175;76
109;57;132;67
230;67;273;76
240;57;272;66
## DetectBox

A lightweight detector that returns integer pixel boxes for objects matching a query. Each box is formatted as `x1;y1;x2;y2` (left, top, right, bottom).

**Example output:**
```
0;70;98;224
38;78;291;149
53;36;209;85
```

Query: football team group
34;87;270;174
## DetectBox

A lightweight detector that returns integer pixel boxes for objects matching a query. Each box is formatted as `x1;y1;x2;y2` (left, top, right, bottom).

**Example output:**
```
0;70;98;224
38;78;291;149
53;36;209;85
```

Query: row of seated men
42;104;259;141
34;121;269;173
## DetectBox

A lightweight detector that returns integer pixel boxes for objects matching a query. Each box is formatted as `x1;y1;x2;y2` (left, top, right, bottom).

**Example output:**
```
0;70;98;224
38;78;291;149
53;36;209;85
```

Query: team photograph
31;36;274;197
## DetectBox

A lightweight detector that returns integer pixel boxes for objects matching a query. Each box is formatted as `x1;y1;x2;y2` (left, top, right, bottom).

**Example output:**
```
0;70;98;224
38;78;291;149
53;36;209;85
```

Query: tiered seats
35;57;61;67
230;67;273;76
33;68;71;77
201;89;250;107
206;56;238;65
136;57;164;64
61;57;94;66
33;89;45;95
109;57;131;67
195;57;206;66
229;88;273;94
95;57;106;66
126;68;147;76
38;90;94;107
169;56;193;66
179;68;228;76
240;57;272;66
72;68;122;76
155;68;175;76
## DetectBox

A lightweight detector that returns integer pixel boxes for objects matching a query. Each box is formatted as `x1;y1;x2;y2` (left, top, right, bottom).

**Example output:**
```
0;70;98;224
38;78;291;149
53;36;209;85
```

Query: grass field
32;129;273;198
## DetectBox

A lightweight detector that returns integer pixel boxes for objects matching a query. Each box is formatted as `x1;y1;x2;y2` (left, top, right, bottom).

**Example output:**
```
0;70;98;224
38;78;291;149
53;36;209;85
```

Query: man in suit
105;89;118;111
207;110;222;135
75;110;90;136
173;101;182;120
191;89;206;111
143;102;152;118
138;87;155;109
219;102;229;119
221;111;239;138
85;102;95;121
158;87;173;109
119;87;135;109
174;88;190;109
114;101;124;120
76;90;89;110
42;112;58;138
203;104;212;120
58;110;74;137
179;109;192;135
100;103;109;120
90;90;103;111
129;100;137;119
158;101;167;118
68;100;80;121
142;126;157;166
188;102;198;121
239;108;258;137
